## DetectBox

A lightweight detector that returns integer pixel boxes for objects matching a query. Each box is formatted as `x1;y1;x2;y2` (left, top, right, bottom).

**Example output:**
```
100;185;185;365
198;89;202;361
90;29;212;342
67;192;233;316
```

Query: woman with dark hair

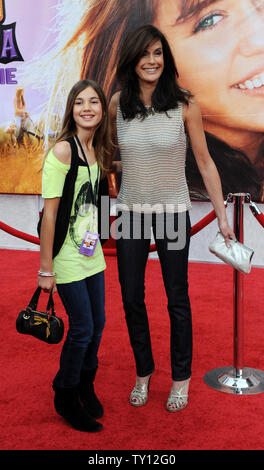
109;24;235;412
38;79;112;432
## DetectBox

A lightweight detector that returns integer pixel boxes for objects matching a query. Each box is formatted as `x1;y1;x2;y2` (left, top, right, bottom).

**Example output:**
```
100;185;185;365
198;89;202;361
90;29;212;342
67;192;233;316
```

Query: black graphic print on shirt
69;179;99;250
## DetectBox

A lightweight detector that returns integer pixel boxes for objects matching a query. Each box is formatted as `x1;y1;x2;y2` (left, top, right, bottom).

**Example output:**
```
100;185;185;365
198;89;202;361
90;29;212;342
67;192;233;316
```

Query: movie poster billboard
0;0;263;201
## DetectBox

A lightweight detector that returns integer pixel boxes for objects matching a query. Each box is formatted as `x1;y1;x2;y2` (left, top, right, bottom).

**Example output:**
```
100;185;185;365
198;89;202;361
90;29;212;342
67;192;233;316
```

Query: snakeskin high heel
130;374;152;407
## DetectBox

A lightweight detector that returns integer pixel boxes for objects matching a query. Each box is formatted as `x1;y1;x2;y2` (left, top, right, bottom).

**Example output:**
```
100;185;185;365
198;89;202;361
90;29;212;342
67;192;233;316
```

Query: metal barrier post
204;193;264;395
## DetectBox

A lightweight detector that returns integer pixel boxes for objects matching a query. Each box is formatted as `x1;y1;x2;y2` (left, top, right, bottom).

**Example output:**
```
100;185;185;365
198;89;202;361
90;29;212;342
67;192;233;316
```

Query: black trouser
116;211;192;381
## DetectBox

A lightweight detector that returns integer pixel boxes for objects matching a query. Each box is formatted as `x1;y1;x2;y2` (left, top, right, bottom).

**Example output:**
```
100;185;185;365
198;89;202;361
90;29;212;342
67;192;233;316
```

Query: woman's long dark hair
116;24;192;120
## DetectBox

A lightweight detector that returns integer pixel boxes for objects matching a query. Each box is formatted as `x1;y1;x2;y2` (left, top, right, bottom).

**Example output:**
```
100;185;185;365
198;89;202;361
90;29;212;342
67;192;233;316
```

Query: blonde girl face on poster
155;0;264;162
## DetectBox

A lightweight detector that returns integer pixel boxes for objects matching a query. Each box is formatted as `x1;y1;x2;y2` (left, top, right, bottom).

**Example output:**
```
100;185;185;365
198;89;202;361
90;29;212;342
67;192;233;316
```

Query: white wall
0;194;263;267
0;194;42;251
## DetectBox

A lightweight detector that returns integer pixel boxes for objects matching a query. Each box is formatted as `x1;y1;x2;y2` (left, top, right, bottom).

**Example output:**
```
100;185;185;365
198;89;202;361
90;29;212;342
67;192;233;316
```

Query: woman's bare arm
184;99;235;245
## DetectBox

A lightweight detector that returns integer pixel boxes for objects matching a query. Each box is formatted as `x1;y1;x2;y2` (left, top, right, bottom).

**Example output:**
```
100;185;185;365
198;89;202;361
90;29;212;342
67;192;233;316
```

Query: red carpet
0;248;264;451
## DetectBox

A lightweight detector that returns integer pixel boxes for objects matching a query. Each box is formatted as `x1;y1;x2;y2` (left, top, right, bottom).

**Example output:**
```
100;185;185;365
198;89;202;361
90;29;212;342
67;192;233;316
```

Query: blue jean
53;271;105;389
116;211;192;381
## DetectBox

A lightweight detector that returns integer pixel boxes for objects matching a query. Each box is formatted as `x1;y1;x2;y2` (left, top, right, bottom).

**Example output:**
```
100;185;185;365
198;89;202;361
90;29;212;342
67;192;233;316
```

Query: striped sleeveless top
116;102;191;213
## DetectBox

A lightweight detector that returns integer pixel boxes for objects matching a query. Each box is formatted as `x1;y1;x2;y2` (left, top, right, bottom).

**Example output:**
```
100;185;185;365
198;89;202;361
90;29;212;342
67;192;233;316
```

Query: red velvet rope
0;208;217;255
0;221;40;245
2;202;263;256
190;209;217;236
254;213;264;227
249;201;264;228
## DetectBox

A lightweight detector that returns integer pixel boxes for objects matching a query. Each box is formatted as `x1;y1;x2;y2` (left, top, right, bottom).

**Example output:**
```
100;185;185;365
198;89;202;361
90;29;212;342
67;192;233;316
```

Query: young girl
109;25;235;412
38;79;112;432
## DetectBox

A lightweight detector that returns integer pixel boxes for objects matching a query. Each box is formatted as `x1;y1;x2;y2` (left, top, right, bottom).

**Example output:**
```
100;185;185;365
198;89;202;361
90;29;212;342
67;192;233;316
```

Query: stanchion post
204;193;264;395
233;194;244;376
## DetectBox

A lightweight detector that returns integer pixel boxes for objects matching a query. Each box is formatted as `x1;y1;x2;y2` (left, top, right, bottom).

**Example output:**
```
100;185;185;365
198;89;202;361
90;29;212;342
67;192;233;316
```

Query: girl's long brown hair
55;79;113;178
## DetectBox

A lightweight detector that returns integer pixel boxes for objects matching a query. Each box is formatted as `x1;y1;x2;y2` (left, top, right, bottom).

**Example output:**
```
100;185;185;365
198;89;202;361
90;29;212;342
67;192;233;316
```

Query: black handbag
16;287;64;344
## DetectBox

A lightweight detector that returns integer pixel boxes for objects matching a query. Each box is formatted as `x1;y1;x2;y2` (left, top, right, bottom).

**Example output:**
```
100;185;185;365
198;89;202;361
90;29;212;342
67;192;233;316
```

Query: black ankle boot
79;368;104;419
53;385;102;432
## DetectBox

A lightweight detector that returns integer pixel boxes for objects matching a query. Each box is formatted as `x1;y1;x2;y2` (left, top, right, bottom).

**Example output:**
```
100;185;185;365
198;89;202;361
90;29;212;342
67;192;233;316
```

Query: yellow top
42;149;106;284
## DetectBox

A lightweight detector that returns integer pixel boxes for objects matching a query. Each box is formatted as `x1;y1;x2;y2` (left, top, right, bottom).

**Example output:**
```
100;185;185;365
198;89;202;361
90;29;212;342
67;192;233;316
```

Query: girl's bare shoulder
53;140;71;165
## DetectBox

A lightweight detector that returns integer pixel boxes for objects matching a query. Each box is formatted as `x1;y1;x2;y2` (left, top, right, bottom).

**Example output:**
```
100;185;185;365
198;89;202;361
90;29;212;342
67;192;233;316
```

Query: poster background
0;0;57;194
0;0;263;200
1;0;56;124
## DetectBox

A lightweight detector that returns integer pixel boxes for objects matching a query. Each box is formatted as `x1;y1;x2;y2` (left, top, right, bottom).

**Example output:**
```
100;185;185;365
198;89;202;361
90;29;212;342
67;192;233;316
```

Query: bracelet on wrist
38;271;55;277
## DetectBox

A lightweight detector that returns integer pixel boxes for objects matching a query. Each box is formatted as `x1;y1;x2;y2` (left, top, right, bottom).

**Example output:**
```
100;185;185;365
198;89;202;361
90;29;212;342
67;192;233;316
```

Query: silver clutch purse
209;232;254;274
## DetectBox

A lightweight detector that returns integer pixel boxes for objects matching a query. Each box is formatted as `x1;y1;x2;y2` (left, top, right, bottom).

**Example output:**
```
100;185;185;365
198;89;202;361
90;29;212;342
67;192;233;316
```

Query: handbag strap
28;287;55;316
